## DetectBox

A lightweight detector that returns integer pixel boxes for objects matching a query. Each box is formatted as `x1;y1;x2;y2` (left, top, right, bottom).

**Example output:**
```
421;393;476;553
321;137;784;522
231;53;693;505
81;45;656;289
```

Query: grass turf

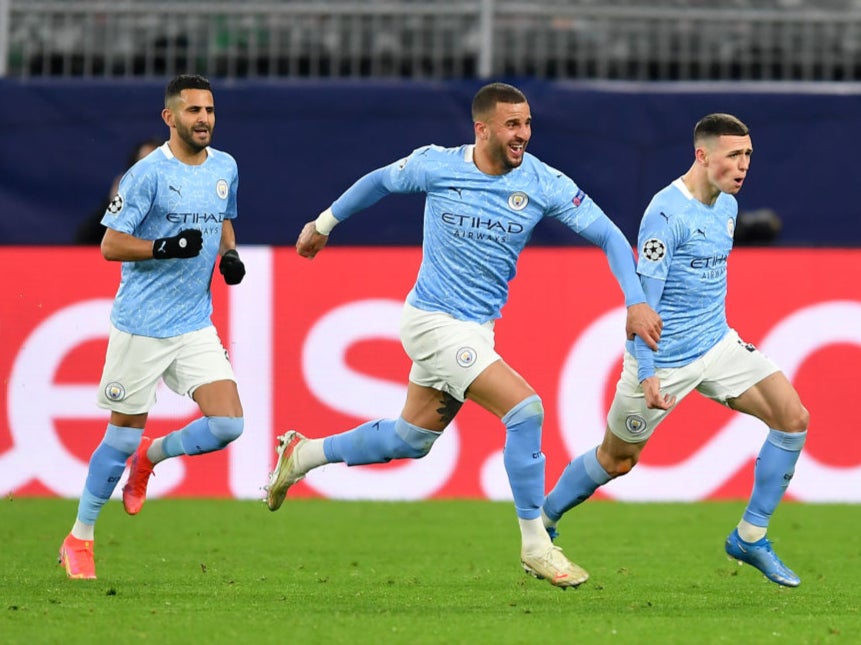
2;498;858;644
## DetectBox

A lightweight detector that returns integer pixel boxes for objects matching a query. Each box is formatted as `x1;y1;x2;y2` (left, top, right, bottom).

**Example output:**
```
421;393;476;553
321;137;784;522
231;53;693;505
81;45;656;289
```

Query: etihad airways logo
690;254;728;269
440;213;524;234
166;212;226;224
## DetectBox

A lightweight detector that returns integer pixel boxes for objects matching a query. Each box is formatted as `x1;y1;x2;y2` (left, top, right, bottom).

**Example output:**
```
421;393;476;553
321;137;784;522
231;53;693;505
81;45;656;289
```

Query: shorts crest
455;346;477;368
625;414;648;436
105;381;126;401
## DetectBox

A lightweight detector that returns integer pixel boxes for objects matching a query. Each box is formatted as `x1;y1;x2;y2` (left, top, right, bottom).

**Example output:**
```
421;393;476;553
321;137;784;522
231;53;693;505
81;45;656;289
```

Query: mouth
509;142;525;158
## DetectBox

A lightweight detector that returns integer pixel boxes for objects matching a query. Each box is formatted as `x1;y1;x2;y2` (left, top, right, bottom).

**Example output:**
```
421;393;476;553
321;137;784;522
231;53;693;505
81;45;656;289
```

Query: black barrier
1;78;859;246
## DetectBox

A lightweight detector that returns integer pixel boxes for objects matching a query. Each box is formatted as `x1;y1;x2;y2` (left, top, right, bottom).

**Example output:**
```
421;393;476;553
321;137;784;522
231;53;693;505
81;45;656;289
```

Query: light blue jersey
634;178;736;368
331;144;637;322
101;143;239;337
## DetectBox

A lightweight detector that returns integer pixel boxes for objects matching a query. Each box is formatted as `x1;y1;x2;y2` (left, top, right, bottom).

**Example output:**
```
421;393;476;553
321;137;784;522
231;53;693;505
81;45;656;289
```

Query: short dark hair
165;74;212;107
693;113;749;145
472;82;527;120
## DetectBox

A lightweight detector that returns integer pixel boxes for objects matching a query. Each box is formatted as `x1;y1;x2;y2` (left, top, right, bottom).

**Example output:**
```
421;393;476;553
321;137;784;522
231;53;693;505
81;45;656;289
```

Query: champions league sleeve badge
107;193;124;215
642;238;666;262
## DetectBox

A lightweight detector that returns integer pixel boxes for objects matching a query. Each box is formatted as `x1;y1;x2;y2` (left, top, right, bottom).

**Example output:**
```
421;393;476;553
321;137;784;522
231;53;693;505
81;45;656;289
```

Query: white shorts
607;328;780;443
97;324;236;414
400;302;501;402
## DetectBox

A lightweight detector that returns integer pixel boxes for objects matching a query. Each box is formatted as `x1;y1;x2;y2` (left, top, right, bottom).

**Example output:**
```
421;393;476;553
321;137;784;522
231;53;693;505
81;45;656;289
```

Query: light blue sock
543;447;611;522
162;416;244;457
77;424;143;524
323;417;440;465
502;395;545;520
743;429;807;527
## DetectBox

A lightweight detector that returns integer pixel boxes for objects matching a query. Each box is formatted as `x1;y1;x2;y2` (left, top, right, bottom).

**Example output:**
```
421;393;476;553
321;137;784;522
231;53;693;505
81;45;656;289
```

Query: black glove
152;228;203;259
219;249;246;285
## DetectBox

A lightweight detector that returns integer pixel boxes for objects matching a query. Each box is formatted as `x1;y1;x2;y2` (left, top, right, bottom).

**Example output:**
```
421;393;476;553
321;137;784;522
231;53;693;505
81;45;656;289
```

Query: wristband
314;207;340;235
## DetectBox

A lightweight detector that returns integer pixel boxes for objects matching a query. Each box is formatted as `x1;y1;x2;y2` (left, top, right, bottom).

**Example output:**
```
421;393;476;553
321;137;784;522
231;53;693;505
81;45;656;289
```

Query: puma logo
169;185;182;197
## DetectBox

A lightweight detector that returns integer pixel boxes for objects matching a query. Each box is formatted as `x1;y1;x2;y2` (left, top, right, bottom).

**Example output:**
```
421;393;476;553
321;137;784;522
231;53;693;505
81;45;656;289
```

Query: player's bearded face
174;89;215;152
487;102;531;171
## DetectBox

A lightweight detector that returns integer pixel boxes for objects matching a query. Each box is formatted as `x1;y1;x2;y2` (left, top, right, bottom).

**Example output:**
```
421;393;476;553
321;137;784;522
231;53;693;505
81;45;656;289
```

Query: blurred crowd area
4;0;861;81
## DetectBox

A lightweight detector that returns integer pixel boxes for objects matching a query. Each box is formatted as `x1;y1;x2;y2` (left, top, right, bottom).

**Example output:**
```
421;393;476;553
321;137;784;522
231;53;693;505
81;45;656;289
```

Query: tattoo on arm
436;392;463;425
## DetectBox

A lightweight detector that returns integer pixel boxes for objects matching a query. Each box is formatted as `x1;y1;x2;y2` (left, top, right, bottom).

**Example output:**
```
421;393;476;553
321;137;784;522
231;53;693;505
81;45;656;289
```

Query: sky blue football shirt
330;144;626;322
101;143;239;337
634;178;736;368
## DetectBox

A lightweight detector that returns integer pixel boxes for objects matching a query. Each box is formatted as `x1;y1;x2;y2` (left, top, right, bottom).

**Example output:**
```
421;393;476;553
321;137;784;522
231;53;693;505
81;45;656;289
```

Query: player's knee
503;395;544;430
394;417;440;459
772;403;809;435
611;455;638;477
788;404;810;434
104;424;144;455
208;416;244;446
599;428;642;478
599;450;638;478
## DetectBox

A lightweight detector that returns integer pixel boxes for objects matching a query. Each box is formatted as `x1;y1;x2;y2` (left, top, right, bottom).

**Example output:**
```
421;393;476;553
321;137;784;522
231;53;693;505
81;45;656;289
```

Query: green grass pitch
2;498;859;644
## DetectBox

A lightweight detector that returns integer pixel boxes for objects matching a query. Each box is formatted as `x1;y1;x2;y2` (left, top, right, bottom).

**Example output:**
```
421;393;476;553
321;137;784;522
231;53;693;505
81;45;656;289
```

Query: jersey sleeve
636;203;681;281
101;164;157;234
330;145;432;221
224;158;239;220
633;275;666;381
542;167;603;234
578;217;646;307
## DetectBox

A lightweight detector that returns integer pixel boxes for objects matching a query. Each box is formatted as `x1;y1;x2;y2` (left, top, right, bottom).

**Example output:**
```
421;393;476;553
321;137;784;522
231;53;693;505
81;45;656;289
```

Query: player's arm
633;276;676;410
100;227;201;262
298;147;431;259
219;218;237;256
578;216;662;350
100;168;201;262
218;219;245;285
297;166;393;259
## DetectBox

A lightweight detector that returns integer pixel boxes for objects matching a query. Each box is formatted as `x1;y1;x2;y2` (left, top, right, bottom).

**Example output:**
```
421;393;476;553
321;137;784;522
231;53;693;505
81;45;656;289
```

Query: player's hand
296;221;329;259
641;376;676;410
152;228;203;259
219;249;246;285
626;303;662;351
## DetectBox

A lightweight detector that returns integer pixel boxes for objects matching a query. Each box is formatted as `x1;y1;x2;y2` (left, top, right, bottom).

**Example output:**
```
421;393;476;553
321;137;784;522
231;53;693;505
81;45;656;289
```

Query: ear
474;120;488;140
694;146;709;165
161;107;174;128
